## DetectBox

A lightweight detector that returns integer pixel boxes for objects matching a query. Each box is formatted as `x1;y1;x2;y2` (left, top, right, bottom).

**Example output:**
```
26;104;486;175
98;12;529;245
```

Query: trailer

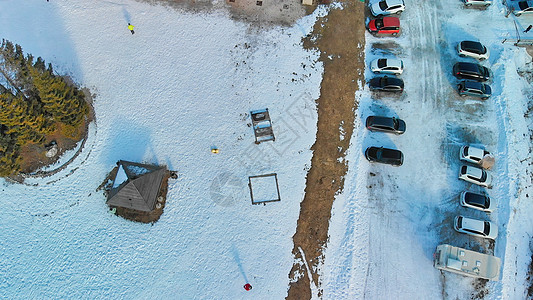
434;244;501;281
250;109;275;144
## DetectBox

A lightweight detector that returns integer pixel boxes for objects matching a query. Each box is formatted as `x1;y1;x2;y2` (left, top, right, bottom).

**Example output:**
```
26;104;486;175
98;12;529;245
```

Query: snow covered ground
0;0;326;298
321;0;533;299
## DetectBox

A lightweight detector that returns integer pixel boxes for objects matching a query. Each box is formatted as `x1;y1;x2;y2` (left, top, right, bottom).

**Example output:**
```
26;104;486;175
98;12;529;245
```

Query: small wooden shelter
106;160;167;212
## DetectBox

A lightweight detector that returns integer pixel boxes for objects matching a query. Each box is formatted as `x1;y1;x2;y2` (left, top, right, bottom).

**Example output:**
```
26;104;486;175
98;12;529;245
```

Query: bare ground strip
286;1;365;299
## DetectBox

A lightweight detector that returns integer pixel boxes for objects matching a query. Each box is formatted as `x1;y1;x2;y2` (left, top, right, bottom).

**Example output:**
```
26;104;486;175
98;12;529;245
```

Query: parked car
511;0;533;16
457;41;490;60
365;146;404;166
367;17;400;36
369;76;404;93
453;62;490;82
454;215;498;239
366;116;406;134
370;58;404;75
460;145;491;165
463;0;492;7
370;0;405;16
460;191;494;212
457;80;491;100
459;165;493;188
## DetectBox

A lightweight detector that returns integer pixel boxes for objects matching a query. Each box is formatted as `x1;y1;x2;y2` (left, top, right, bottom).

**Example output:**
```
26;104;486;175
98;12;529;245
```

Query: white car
370;0;405;16
457;41;490;61
463;0;492;7
370;58;404;75
459;165;493;188
512;0;533;16
460;145;491;166
460;191;494;212
454;215;498;239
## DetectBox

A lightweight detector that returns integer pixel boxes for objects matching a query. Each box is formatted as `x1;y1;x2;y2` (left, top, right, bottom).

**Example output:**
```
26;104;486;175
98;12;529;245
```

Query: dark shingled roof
106;160;167;212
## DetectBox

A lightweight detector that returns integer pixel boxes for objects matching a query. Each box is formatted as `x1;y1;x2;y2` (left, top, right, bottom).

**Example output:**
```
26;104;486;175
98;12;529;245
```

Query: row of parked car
364;0;406;166
453;33;497;241
363;1;499;242
454;40;492;100
456;145;497;240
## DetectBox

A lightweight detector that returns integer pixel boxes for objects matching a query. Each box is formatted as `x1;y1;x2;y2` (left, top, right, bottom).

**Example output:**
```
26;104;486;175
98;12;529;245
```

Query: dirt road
286;1;365;298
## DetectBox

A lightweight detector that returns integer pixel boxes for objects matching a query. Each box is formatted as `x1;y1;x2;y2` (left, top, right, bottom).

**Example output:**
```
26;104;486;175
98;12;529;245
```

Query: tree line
0;39;89;176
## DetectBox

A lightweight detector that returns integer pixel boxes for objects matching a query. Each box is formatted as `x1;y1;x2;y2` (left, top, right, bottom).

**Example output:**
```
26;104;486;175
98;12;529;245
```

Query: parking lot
321;0;533;299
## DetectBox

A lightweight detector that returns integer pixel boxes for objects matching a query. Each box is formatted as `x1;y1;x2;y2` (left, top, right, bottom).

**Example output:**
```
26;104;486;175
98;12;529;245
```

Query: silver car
370;0;405;16
370;58;404;75
457;41;490;61
460;145;491;165
460;191;494;212
459;165;493;188
463;0;492;7
454;216;498;239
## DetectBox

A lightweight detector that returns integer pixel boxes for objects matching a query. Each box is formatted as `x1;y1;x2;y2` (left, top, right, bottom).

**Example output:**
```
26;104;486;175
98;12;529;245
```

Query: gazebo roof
106;160;166;212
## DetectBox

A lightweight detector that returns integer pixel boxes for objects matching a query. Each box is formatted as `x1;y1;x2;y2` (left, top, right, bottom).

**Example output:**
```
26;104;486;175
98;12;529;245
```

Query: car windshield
457;217;462;228
483;222;490;236
519;1;530;10
480;171;487;182
379;0;388;10
465;193;487;208
375;19;384;28
392;118;399;129
463;146;469;157
461;165;467;174
378;59;387;68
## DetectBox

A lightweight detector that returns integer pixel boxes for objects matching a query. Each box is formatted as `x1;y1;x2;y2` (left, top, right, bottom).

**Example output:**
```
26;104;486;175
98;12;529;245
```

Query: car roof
384;58;402;66
384;76;404;86
461;41;484;52
456;62;480;72
464;80;483;90
464;192;488;207
369;116;395;127
466;146;485;159
382;17;400;27
385;0;404;5
459;216;486;233
465;165;483;178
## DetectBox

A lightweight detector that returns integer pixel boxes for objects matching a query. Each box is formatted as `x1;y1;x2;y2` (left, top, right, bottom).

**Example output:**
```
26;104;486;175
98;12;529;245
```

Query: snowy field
321;0;533;299
0;0;325;298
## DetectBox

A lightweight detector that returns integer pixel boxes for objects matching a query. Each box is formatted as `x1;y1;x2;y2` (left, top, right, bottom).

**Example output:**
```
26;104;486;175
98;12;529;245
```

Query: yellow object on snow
128;24;134;31
211;148;219;154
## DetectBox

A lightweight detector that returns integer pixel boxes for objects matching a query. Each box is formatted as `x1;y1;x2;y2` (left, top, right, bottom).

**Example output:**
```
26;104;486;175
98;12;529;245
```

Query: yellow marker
211;148;219;154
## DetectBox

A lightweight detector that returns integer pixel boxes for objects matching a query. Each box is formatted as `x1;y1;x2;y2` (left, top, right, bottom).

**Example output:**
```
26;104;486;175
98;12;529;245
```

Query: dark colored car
453;62;490;82
457;80;491;99
366;116;406;134
365;146;404;166
369;76;404;93
367;17;400;36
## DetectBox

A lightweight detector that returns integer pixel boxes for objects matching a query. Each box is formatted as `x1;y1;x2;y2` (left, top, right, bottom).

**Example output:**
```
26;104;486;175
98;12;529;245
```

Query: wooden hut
106;160;167;212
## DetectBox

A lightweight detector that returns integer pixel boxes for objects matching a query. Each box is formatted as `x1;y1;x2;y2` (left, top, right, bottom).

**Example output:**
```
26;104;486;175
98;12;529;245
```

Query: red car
367;17;400;36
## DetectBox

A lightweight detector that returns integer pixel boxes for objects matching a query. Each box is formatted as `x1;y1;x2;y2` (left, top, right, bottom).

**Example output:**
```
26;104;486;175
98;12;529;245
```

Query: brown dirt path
286;1;365;299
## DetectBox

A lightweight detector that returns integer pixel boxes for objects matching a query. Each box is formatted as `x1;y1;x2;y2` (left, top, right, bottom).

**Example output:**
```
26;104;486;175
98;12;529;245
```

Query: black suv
453;62;490;82
366;116;406;134
369;76;404;93
365;146;404;166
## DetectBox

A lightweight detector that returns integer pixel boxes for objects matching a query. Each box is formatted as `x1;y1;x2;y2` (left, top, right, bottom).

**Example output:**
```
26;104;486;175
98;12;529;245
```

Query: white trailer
433;244;501;281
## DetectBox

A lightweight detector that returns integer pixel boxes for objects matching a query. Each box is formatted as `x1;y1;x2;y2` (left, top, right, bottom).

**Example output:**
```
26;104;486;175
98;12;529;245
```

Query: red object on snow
244;283;252;291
